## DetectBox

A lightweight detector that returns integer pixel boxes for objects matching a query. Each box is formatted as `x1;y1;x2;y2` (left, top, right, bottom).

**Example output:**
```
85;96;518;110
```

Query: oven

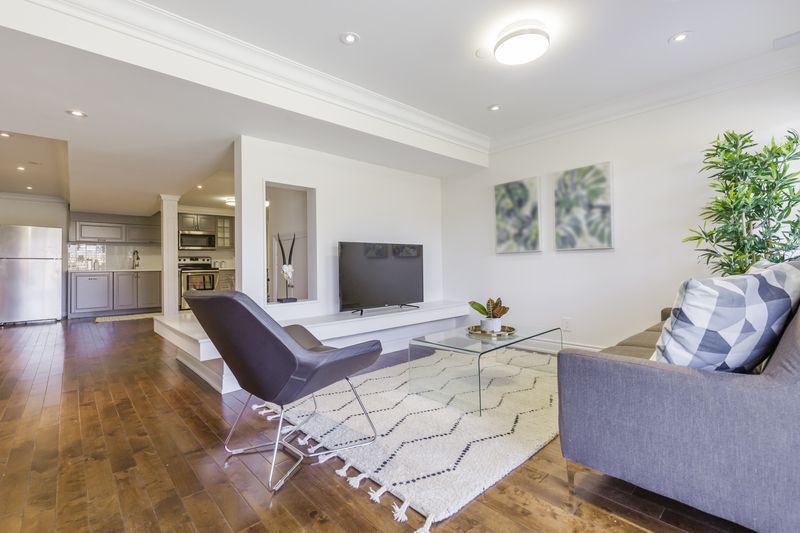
179;231;216;251
179;257;219;310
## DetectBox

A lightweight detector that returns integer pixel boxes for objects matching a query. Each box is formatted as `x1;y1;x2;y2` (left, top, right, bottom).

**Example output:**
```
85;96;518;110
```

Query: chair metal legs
266;378;378;492
224;393;319;455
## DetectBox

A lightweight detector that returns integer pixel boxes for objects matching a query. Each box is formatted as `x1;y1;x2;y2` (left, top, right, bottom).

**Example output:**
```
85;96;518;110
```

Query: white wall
443;70;800;349
236;136;443;321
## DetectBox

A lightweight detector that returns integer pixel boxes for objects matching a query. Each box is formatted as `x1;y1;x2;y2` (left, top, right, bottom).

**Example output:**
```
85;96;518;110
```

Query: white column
160;194;180;316
235;136;267;306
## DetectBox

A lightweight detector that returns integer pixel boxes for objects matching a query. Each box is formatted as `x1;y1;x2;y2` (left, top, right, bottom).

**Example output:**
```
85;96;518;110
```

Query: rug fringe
335;462;352;477
368;484;389;503
250;402;270;411
316;451;337;464
298;434;311;445
347;472;368;488
392;499;410;523
415;515;434;533
308;442;324;453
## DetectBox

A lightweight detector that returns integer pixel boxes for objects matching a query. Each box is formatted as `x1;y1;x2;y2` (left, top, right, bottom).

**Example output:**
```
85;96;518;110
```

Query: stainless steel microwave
179;231;216;250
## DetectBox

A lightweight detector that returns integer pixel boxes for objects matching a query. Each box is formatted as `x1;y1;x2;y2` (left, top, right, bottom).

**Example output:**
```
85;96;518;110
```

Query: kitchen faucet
132;250;140;270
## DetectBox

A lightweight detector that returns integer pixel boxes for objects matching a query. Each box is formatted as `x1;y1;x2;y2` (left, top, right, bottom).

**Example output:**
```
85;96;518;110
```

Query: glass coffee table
408;325;562;415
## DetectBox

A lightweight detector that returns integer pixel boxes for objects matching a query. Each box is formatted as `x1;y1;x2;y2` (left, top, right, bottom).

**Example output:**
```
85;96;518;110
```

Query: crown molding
22;0;490;162
491;48;800;154
0;192;67;204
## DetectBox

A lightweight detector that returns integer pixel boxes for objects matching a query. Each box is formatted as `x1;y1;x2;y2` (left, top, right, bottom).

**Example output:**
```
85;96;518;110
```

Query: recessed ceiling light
265;200;270;208
494;21;550;65
26;186;32;190
66;109;88;117
196;185;203;189
0;132;10;138
16;166;25;171
488;104;502;112
669;31;692;44
340;32;360;45
224;196;236;207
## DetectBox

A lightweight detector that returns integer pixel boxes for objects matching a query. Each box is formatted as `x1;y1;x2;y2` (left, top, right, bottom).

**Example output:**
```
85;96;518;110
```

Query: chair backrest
184;290;304;401
764;309;800;383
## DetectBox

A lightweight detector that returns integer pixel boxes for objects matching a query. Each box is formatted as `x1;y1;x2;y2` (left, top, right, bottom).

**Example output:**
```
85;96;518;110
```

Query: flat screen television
339;241;423;312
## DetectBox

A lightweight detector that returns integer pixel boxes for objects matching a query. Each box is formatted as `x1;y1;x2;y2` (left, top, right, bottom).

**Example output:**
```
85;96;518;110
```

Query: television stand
350;303;420;316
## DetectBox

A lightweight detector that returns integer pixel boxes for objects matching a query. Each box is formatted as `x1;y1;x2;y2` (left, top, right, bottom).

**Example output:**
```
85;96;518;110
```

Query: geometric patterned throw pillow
653;261;800;372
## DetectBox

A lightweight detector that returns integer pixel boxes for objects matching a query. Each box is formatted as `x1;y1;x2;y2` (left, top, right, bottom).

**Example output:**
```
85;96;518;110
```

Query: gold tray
467;325;516;337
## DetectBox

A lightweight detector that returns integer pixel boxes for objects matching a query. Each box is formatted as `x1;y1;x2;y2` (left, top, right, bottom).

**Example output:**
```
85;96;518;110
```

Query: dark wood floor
0;319;750;532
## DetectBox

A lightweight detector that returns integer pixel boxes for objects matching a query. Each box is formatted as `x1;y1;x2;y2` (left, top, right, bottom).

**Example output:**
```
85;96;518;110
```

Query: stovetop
178;256;217;271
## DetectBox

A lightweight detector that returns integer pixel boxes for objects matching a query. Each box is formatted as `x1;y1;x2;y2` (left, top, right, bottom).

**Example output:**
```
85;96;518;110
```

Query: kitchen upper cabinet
197;215;216;232
216;217;234;249
137;271;161;308
113;272;138;310
75;222;125;242
126;224;161;244
70;273;113;314
113;271;161;310
179;213;217;232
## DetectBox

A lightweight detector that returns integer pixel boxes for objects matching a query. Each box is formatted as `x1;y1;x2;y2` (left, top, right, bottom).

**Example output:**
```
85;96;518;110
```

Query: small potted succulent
469;297;509;333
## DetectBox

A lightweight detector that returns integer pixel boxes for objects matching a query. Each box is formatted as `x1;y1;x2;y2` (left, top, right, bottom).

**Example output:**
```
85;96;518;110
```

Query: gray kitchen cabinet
136;271;161;308
75;221;126;242
216;216;234;249
70;272;113;314
197;215;216;232
126;224;161;244
113;272;138;310
114;271;161;310
217;270;235;291
179;213;217;232
178;213;198;231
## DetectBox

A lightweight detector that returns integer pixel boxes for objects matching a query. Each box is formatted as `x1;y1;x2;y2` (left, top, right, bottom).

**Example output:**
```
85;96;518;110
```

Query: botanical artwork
364;243;388;258
392;244;420;258
553;162;613;250
495;178;540;253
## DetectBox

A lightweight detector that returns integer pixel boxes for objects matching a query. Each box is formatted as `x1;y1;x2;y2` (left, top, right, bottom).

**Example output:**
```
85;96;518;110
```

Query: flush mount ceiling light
0;132;10;138
340;32;360;45
668;31;692;44
66;109;88;117
488;104;502;112
494;20;550;65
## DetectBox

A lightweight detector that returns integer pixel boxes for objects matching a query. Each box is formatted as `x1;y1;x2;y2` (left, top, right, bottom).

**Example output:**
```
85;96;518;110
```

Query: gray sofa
558;308;800;532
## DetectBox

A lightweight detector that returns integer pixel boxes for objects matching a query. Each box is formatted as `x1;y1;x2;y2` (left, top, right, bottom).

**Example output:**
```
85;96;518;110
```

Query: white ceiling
179;169;235;209
0;27;480;215
146;0;800;137
0;131;69;198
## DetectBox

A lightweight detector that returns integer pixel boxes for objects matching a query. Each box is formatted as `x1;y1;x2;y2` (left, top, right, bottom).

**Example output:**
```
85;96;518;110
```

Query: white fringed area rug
283;348;559;532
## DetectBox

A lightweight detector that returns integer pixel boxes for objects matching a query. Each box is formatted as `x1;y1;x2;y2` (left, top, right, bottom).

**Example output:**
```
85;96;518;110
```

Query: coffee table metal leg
477;354;482;416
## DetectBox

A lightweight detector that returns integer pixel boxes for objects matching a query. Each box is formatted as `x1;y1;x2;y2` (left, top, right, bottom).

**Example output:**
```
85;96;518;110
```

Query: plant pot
480;317;502;333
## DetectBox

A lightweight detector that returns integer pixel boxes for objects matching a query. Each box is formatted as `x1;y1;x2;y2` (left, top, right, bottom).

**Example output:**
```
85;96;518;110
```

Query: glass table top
411;325;560;355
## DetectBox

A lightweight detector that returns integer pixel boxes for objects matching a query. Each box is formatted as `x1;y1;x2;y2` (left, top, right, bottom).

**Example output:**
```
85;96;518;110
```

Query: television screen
339;242;423;312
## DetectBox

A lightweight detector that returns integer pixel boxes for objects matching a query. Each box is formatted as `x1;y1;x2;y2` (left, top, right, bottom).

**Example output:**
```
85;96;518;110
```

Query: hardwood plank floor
0;319;750;532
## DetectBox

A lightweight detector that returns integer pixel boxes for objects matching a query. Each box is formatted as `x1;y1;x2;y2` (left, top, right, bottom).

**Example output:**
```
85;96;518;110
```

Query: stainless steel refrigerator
0;225;63;324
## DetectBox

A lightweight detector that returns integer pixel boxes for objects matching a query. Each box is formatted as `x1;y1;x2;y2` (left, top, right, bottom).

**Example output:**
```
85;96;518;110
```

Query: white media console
154;301;471;393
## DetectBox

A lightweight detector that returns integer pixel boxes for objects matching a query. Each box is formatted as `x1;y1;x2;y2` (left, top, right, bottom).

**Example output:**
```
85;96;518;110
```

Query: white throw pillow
653;261;800;372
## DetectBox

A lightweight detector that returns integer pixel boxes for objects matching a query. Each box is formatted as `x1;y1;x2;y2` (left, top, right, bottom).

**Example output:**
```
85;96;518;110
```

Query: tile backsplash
68;243;161;270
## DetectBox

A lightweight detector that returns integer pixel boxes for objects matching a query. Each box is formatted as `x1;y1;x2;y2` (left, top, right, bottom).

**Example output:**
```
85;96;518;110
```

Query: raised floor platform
154;301;471;393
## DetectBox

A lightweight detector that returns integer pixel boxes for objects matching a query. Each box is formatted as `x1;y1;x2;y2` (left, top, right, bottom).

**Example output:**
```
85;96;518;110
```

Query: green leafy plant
685;130;800;276
468;298;509;318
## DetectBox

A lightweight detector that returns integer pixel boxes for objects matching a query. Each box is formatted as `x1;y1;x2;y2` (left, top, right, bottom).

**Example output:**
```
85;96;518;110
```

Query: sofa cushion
653;261;800;372
618;330;661;348
600;345;654;359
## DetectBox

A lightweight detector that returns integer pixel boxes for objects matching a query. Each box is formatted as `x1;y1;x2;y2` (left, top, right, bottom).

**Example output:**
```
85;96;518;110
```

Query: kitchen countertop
68;268;162;273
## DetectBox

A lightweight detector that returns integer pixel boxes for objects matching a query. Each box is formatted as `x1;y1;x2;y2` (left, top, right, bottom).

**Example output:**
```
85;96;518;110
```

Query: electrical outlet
561;317;573;332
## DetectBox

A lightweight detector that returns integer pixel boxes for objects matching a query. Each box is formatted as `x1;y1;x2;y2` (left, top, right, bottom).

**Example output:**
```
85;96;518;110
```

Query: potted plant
685;130;800;275
469;297;509;333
